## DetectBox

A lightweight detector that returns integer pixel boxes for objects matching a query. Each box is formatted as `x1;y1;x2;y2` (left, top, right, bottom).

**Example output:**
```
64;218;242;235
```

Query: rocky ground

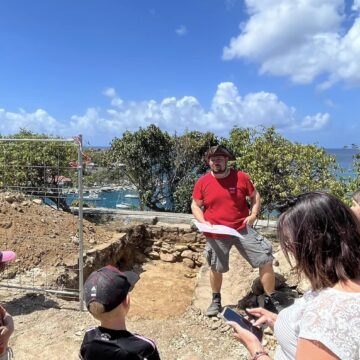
1;261;259;360
1;259;280;360
0;191;306;359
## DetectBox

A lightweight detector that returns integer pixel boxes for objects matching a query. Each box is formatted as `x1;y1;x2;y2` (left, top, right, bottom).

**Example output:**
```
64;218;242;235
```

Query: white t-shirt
274;288;360;360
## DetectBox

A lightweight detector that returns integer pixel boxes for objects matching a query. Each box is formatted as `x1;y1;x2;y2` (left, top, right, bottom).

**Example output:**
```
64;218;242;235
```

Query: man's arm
244;189;260;226
191;198;211;225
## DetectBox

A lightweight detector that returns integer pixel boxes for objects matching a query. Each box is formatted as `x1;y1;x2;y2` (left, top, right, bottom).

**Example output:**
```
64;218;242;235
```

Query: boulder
159;252;176;263
182;258;195;269
181;250;195;260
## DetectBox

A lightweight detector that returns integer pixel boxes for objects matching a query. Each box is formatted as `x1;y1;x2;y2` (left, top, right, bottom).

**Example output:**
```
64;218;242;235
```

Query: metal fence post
77;135;84;311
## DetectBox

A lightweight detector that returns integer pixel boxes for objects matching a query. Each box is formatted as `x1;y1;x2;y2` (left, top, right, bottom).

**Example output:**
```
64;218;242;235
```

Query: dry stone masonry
110;223;206;269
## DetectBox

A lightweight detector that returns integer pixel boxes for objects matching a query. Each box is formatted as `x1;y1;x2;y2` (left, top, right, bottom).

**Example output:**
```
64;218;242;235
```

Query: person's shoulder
234;169;249;176
300;288;360;330
81;327;98;343
199;171;212;179
309;288;360;305
299;289;360;359
195;171;212;184
80;328;131;360
234;169;252;181
132;333;157;345
130;333;160;358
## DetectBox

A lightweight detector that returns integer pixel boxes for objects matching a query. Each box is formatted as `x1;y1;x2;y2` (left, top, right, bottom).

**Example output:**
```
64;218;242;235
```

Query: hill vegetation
1;126;359;216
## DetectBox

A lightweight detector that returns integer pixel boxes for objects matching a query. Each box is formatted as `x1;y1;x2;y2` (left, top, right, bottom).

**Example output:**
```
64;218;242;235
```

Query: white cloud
299;113;330;131
353;0;360;11
175;25;187;36
0;83;329;145
222;0;360;88
103;87;117;98
103;87;124;108
0;108;64;135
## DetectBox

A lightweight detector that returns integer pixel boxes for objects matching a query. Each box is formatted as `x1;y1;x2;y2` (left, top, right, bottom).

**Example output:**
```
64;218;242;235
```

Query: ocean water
66;189;140;210
67;148;358;210
325;148;358;178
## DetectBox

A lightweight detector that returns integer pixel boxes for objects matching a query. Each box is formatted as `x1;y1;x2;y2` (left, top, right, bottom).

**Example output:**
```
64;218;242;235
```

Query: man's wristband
252;351;269;360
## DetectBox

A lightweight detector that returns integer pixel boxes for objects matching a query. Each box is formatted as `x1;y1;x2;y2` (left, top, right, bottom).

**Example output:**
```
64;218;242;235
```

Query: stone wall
57;223;206;289
112;223;206;270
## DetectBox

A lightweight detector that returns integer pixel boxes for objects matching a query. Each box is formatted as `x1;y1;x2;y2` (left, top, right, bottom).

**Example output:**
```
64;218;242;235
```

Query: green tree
109;126;218;212
170;131;218;213
109;125;173;210
83;148;124;187
227;126;348;216
0;129;78;211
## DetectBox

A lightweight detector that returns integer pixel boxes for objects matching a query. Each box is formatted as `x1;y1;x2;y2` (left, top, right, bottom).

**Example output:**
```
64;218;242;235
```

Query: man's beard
212;166;227;174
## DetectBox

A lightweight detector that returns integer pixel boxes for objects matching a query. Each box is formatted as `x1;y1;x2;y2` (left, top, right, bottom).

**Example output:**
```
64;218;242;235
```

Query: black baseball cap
84;265;139;312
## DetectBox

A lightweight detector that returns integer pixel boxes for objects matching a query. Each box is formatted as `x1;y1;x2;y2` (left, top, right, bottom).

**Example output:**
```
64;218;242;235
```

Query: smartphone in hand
245;308;258;321
222;307;263;341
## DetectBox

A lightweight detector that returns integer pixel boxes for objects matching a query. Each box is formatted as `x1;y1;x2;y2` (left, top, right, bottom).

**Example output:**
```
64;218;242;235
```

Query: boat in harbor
65;187;140;209
83;191;101;200
100;186;115;192
116;203;131;209
124;194;139;199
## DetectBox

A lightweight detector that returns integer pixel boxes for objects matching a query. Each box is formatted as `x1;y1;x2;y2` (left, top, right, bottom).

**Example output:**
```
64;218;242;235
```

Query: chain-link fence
0;135;85;310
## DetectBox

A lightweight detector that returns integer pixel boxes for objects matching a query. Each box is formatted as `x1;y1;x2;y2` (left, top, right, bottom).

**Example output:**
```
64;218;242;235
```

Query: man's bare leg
210;269;222;293
259;262;285;313
259;262;275;295
206;269;223;316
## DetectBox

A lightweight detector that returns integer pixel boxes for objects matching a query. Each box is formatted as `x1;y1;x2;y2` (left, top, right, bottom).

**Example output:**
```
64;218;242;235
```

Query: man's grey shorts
204;225;274;273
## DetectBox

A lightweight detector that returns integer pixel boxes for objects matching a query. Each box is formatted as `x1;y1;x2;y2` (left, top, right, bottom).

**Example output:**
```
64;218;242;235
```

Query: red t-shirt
192;169;255;237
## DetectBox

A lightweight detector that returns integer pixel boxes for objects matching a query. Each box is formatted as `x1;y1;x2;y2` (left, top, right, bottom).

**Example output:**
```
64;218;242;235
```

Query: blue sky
0;0;359;147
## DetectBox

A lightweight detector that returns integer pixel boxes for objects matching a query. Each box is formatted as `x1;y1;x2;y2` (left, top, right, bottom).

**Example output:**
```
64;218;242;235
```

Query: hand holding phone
245;308;257;321
245;307;278;329
222;307;263;341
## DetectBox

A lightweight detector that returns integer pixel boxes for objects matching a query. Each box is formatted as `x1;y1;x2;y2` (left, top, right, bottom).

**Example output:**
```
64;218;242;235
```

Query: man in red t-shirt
192;145;278;316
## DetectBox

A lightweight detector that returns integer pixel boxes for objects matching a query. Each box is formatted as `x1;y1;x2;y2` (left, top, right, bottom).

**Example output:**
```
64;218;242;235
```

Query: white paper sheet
193;221;241;238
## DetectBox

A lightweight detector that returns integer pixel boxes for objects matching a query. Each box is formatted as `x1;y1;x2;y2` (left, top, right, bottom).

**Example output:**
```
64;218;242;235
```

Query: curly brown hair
277;191;360;290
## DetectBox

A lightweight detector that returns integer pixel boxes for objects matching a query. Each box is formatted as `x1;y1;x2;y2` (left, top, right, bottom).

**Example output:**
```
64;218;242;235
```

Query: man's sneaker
262;294;278;313
257;293;281;314
206;298;222;316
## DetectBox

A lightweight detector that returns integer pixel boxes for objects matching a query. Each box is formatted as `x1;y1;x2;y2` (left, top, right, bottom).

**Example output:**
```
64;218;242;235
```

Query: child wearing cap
80;265;161;360
0;251;16;360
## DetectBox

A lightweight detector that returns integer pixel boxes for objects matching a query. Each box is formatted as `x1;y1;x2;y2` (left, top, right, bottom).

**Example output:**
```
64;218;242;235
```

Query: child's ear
123;294;130;309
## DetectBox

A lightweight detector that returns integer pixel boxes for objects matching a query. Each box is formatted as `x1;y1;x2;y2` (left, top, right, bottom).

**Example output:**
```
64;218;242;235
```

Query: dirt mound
0;191;112;277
